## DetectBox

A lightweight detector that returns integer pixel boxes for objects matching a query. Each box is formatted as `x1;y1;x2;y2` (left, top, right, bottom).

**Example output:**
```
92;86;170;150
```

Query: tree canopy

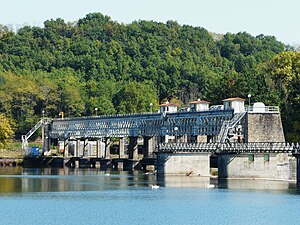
0;12;298;141
0;114;13;148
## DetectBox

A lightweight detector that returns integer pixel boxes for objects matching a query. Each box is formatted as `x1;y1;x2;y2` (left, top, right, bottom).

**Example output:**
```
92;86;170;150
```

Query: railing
159;142;300;154
217;112;246;143
245;106;280;113
22;118;52;153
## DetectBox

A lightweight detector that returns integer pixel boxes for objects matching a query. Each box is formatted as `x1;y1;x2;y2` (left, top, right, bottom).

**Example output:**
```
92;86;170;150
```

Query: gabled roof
189;99;210;104
222;97;245;102
159;102;178;107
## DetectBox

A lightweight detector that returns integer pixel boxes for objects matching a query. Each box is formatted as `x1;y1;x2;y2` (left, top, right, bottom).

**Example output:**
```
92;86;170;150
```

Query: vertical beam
143;136;156;158
43;138;49;155
164;135;169;143
119;137;125;158
64;139;69;157
75;139;80;157
96;139;103;158
41;122;45;154
143;136;150;158
297;156;300;187
105;138;111;159
57;141;60;155
129;136;138;160
83;139;88;157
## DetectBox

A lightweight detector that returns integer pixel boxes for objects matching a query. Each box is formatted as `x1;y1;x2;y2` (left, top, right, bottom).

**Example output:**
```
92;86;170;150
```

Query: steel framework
49;110;233;139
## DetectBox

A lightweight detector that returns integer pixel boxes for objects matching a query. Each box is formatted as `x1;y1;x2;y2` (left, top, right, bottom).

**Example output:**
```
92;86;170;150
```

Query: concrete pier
128;137;138;160
157;152;211;176
218;153;295;180
296;155;300;186
245;113;285;142
119;137;125;158
105;138;111;159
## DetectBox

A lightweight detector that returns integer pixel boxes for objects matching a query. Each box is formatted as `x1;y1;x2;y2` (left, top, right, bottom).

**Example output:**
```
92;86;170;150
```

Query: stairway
217;112;246;143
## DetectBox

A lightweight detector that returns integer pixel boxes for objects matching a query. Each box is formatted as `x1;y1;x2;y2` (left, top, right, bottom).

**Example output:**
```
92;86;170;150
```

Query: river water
0;167;300;225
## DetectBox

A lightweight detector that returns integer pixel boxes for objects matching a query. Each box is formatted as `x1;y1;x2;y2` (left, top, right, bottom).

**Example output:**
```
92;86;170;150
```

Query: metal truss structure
49;110;234;140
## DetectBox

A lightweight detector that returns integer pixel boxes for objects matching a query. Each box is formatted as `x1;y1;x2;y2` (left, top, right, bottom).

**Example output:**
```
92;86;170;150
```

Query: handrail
159;142;300;154
21;118;52;153
217;112;246;143
245;106;280;113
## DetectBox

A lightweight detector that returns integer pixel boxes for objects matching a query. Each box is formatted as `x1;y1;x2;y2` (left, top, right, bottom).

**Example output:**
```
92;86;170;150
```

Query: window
264;154;270;161
248;154;254;161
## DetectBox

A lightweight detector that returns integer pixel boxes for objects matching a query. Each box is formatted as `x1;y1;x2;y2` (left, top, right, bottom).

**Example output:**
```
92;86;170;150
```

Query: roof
159;102;178;107
222;97;245;102
189;100;210;104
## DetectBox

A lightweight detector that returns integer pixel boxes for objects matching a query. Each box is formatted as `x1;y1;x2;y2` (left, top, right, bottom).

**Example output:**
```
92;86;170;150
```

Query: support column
297;156;300;187
96;139;103;158
178;134;188;143
46;137;51;154
57;141;60;155
129;137;138;160
83;139;88;157
119;137;125;158
64;139;69;157
143;136;156;158
41;122;45;154
105;138;111;159
75;139;80;157
164;135;169;143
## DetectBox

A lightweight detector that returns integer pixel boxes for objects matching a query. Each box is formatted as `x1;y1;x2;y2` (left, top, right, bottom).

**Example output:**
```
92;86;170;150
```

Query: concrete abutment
218;153;296;180
157;152;211;176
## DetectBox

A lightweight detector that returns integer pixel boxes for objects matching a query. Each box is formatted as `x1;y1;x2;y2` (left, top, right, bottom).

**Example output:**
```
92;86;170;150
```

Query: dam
21;97;300;184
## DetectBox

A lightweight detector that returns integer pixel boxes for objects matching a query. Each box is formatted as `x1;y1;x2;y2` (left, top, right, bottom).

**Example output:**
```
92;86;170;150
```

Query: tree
0;24;10;38
0;114;13;148
0;12;292;140
0;72;42;138
114;81;159;114
262;52;300;141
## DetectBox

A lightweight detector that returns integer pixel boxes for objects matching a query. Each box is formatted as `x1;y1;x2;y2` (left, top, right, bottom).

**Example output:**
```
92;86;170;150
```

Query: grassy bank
0;142;22;158
0;149;22;158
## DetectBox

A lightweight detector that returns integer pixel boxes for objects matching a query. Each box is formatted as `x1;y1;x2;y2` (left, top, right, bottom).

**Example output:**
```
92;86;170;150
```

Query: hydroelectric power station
21;97;300;185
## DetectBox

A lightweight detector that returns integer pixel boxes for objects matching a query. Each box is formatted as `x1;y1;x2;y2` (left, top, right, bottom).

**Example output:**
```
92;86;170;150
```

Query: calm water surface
0;167;300;225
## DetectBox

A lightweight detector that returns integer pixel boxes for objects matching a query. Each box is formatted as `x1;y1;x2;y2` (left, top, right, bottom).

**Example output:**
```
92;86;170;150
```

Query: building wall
195;103;209;112
157;153;211;176
245;113;285;142
218;153;296;180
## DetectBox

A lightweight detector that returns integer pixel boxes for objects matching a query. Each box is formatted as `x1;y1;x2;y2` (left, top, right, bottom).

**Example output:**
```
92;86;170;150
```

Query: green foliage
114;81;158;114
0;114;14;148
260;52;300;141
0;13;296;140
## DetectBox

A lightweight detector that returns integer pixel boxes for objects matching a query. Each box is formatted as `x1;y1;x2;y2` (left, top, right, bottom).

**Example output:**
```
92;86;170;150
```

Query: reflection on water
0;167;298;194
1;167;300;225
219;178;297;191
0;167;159;193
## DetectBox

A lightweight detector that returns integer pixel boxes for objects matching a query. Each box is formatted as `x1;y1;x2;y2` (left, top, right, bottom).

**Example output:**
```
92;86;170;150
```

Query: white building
222;97;245;114
189;99;210;112
159;101;178;113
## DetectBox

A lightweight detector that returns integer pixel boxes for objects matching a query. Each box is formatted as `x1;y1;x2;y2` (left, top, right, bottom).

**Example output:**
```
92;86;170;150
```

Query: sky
1;0;299;45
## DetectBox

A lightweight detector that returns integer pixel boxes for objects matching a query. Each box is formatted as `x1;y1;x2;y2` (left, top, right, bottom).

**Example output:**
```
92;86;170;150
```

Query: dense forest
0;12;299;144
